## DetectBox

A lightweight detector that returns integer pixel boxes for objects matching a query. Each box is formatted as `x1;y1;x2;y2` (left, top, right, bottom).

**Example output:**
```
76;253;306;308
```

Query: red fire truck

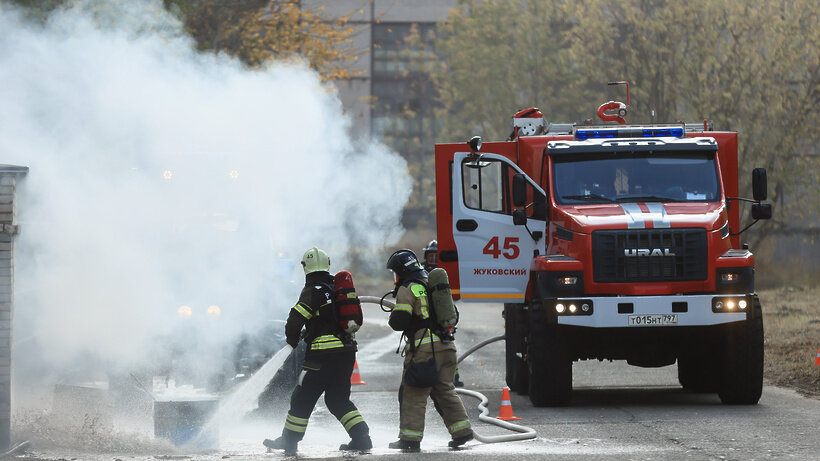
434;93;772;406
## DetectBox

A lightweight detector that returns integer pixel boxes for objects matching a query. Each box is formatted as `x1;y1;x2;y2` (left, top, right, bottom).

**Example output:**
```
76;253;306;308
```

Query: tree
164;0;362;80
433;0;582;142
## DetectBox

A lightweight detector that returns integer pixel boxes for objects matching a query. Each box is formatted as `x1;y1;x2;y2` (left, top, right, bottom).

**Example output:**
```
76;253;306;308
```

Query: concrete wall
0;167;26;451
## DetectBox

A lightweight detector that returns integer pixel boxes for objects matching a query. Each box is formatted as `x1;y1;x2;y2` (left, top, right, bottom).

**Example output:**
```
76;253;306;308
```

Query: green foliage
5;0;67;21
162;0;361;81
434;0;582;142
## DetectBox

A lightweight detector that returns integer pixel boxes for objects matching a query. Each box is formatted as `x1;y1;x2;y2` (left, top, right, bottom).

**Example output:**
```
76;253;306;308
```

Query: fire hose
359;296;537;444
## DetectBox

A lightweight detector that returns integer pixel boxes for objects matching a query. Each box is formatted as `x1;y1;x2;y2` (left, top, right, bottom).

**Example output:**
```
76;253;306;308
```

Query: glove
286;336;299;348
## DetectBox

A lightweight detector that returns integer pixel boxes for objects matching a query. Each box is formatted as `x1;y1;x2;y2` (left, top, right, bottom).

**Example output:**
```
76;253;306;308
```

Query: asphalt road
21;301;820;460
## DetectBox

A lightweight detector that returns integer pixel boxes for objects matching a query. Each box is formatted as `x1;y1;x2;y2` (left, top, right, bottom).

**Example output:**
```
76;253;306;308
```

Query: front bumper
552;294;749;328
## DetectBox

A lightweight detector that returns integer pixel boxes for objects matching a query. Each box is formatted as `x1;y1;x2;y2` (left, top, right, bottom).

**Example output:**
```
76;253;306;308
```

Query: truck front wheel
527;324;572;406
718;295;764;404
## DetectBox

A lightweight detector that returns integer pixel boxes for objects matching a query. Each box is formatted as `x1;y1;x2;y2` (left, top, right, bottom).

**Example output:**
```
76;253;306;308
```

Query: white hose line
360;296;535;443
455;388;537;443
359;295;395;310
457;334;505;364
456;334;536;443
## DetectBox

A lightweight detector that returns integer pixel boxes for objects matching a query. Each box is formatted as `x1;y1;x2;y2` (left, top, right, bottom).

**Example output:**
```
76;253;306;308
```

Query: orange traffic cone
351;360;366;385
496;387;521;421
815;347;820;366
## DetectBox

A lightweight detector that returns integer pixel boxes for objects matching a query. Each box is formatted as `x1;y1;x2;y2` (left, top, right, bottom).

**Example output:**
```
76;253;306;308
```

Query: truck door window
462;159;511;213
462;158;545;219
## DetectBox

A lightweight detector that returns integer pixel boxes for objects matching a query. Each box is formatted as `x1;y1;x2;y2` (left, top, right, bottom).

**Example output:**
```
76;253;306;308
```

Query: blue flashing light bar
575;126;685;140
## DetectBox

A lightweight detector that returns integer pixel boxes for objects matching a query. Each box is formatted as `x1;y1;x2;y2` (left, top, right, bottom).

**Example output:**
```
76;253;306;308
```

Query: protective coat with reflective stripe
388;277;470;442
285;271;356;359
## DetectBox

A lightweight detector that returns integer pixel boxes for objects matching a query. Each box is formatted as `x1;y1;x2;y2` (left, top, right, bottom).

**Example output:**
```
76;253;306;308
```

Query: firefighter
422;239;438;272
386;249;473;452
263;247;371;454
421;239;464;388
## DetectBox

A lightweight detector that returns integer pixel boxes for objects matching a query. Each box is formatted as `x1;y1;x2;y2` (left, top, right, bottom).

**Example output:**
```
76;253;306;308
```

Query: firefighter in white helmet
264;247;371;454
385;249;473;452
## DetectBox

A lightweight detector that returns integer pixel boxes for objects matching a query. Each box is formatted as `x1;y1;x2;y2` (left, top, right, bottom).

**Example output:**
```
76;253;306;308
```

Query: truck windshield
552;152;720;205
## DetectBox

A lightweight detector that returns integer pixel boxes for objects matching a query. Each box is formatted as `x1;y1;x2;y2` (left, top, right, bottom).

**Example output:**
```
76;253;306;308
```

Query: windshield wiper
562;194;615;203
615;195;678;203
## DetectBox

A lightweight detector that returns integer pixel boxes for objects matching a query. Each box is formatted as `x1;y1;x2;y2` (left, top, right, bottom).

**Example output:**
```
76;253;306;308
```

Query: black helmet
386;249;428;282
423;239;438;271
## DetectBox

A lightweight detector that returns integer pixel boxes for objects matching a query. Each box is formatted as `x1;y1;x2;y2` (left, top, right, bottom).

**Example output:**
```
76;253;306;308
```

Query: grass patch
759;286;820;398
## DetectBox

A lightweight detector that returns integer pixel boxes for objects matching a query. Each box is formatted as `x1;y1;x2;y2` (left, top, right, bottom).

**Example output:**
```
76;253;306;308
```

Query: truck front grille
592;229;707;283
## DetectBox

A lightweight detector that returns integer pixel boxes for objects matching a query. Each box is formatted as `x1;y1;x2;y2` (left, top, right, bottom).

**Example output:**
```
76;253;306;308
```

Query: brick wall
0;167;27;451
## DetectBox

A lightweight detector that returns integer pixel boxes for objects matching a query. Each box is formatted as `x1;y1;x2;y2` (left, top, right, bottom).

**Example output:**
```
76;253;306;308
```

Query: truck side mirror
751;203;772;220
512;209;527;225
752;168;767;201
513;173;527;207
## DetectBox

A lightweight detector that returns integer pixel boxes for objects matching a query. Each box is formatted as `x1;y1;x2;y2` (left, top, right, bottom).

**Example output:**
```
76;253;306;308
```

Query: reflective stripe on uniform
448;419;471;434
410;283;429;318
284;413;308;433
412;330;441;348
339;410;365;432
293;302;312;320
394;303;413;314
310;334;344;351
400;428;423;440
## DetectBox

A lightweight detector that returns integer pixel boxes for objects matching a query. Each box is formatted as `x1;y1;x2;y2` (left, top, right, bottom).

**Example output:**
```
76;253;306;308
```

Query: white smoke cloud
0;1;411;388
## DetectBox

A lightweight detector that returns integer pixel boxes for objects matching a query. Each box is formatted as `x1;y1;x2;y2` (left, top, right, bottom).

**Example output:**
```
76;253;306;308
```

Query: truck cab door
452;152;547;303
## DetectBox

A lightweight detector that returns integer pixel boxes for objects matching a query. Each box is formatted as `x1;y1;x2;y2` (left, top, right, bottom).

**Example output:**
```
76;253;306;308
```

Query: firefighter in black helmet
263;247;371;455
422;239;438;272
386;249;473;452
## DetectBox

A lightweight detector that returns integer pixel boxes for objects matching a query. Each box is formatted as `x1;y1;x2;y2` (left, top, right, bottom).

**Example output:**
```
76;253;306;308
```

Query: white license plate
628;314;678;326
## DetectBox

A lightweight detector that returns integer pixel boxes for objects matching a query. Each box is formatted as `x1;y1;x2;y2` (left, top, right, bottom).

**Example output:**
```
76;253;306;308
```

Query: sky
0;0;412;394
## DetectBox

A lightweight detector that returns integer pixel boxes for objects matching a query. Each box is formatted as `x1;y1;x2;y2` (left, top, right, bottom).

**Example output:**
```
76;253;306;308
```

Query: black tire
504;304;529;394
718;295;764;404
677;355;720;393
527;324;572;407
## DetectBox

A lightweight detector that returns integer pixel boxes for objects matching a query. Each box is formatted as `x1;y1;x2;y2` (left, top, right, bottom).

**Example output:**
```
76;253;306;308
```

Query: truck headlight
554;299;593;316
712;296;750;313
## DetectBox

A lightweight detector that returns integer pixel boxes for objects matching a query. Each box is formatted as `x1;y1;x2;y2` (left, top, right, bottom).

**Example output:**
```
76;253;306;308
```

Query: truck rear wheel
504;304;528;394
718;295;764;404
527;324;571;406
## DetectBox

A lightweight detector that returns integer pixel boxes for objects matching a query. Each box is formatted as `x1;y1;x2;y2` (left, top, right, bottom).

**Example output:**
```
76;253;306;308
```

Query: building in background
304;0;457;229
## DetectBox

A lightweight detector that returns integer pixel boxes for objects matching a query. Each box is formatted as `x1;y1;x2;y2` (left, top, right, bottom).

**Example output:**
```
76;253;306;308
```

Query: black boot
448;432;473;448
388;439;420;452
263;435;298;455
339;435;373;452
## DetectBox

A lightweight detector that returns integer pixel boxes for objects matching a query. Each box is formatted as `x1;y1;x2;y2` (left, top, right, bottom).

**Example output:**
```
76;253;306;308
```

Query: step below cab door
452;152;547;303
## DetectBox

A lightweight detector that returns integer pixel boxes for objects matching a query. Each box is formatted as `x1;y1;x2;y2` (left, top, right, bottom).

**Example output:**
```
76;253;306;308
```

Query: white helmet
301;247;330;274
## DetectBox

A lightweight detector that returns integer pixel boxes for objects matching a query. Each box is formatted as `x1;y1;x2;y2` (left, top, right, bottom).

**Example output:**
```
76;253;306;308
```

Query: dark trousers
281;350;368;441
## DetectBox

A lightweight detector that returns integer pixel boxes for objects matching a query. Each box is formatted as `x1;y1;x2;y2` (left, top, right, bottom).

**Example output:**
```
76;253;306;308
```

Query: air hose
359;297;537;444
